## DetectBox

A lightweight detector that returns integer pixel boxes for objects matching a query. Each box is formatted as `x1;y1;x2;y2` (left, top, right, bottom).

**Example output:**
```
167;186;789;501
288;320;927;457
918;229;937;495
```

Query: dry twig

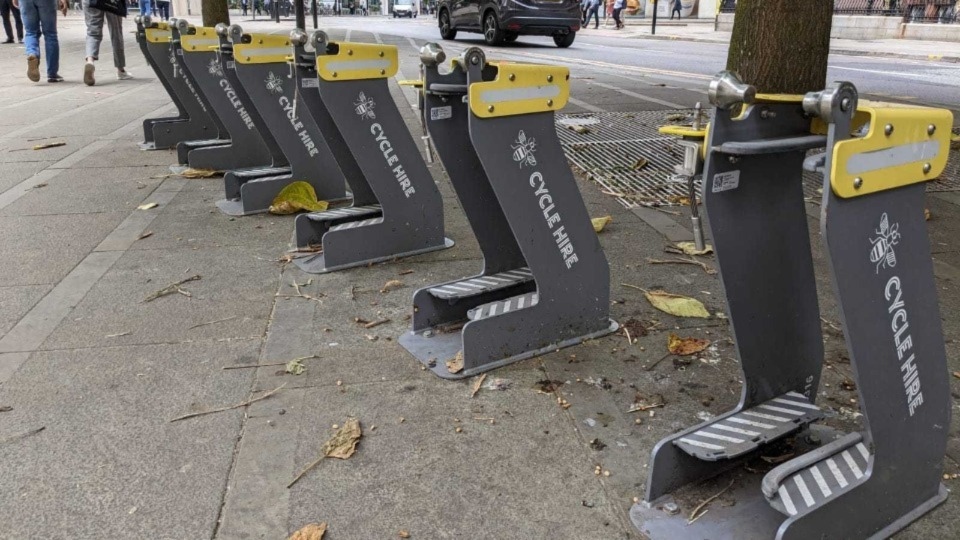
221;355;319;371
0;426;45;445
687;479;735;524
647;257;716;275
363;318;390;329
189;316;238;330
471;374;487;398
143;275;201;302
170;384;286;422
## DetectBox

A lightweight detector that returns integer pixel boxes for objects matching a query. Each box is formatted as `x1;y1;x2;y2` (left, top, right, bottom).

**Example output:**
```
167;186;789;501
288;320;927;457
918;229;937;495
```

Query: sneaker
83;62;95;86
2;38;13;44
27;55;40;82
48;75;64;83
117;70;133;81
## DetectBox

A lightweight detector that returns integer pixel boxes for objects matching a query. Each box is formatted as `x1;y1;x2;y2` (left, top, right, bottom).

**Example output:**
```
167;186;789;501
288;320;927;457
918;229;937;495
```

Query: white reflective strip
446;285;473;292
786;391;806;398
760;404;806;416
773;397;820;410
827;458;848;488
458;282;485;289
241;47;292;58
517;296;526;309
501;271;530;279
794;475;815;507
480;85;561;105
324;58;392;73
856;443;870;461
810;465;833;498
484;275;509;283
516;267;533;275
778;485;798;516
742;410;790;423
432;287;458;295
679;438;724;451
502;300;512;313
184;38;220;47
471;279;499;286
842;451;864;479
711;423;760;437
489;303;498;316
694;431;743;444
846;140;941;175
727;417;775;430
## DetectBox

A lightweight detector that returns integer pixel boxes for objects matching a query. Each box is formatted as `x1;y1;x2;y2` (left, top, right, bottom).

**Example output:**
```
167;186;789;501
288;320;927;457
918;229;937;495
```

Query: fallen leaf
33;141;66;150
380;279;404;293
137;202;159;210
761;452;795;465
629;393;665;412
591;216;612;233
446;351;464;374
399;531;411;539
621;318;650;338
286;359;306;375
953;371;960;380
925;208;932;221
288;522;327;540
269;181;330;215
33;182;49;189
645;290;710;318
323;418;362;459
180;167;221;178
667;333;711;356
675;242;713;256
0;406;12;413
138;231;153;240
533;380;563;394
470;374;487;398
567;124;591;134
633;158;649;170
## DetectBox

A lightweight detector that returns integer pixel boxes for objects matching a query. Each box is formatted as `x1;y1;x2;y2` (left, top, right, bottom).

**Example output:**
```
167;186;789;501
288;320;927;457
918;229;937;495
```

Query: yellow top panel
754;93;805;103
234;33;293;64
469;61;569;119
145;27;171;44
830;103;953;198
658;124;708;139
181;27;220;53
315;43;398;81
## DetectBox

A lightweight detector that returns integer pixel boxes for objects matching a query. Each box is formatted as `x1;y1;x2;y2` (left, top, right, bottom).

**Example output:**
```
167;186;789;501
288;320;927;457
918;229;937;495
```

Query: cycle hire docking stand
135;16;221;151
635;72;953;540
289;30;452;274
172;21;287;177
398;45;617;379
217;25;348;216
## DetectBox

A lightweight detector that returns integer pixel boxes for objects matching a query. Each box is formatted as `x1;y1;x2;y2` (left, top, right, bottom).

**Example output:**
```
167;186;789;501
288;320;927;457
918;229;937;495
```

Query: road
264;15;960;115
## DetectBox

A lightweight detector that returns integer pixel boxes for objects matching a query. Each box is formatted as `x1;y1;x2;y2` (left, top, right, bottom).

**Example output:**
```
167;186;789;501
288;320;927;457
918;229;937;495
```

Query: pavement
0;12;959;540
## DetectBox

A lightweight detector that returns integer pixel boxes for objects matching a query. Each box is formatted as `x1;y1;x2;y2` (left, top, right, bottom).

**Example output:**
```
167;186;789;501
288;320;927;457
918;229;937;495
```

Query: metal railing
720;0;959;23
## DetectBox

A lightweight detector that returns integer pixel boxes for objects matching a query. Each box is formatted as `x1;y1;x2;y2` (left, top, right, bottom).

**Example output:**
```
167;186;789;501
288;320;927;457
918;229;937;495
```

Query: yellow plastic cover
469;61;569;119
180;27;220;53
315;43;398;81
234;34;293;65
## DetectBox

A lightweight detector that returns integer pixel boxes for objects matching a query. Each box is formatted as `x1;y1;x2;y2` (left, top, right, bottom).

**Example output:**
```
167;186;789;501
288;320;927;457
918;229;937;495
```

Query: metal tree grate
557;112;960;208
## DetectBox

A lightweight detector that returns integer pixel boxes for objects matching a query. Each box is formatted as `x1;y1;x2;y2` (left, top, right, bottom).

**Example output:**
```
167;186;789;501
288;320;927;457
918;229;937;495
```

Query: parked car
437;0;580;47
394;0;418;17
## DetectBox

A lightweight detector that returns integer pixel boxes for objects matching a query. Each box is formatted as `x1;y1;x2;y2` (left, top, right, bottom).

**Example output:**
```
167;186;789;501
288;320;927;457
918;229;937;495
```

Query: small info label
712;170;740;193
301;78;319;88
430;106;452;121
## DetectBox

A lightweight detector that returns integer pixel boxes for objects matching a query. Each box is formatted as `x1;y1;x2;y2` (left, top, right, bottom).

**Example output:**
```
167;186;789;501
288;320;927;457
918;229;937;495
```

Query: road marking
833;65;960;84
590;81;685;109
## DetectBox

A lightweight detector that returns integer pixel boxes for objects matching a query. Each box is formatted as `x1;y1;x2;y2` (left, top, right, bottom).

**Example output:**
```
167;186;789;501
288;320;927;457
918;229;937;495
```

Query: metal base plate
138;141;158;151
292;238;455;275
400;319;619;380
215;198;252;217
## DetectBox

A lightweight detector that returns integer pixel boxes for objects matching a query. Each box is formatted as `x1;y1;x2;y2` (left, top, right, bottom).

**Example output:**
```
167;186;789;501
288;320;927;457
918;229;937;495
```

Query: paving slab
0;284;53;336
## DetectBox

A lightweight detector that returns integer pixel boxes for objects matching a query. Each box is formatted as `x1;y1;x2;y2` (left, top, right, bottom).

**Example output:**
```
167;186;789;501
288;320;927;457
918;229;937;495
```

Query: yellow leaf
269;182;330;215
288;522;327;540
675;242;713;256
591;216;612;233
446;351;464;374
32;141;66;150
137;202;159;210
667;333;711;356
323;417;361;460
179;167;221;178
645;290;710;318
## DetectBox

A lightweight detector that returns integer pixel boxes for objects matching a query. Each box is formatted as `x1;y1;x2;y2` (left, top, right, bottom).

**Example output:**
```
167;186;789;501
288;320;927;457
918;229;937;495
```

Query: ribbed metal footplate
304;204;382;223
329;217;384;231
765;434;871;517
467;292;539;321
674;392;823;461
427;268;534;300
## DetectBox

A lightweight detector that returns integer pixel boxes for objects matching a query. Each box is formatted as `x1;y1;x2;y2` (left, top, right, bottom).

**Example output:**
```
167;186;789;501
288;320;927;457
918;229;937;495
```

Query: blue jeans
19;0;58;77
140;0;152;16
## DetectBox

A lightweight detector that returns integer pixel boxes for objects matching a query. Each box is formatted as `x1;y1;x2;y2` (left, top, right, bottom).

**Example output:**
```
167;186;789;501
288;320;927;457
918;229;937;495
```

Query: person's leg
34;0;58;78
592;7;599;28
141;0;151;17
12;3;22;40
105;11;126;73
1;0;14;42
82;0;103;84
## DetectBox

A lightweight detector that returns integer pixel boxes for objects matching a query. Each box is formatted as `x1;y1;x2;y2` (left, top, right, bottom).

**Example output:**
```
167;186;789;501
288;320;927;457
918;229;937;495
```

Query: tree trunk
726;0;833;94
202;0;231;27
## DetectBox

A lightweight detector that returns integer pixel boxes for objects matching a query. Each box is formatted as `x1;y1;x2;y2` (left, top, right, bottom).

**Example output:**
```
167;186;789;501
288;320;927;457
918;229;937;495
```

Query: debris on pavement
189;316;238;330
647;256;716;275
285;359;306;375
583;376;612;390
591;215;612;233
399;531;411;539
533;380;563;394
380;279;404;293
589;438;607;451
137;231;153;240
137;202;159;210
32;141;66;150
628;394;665;413
666;333;711;356
170;384;286;422
0;406;12;413
633;158;649;170
482;377;511;391
269;182;329;215
470;374;487;398
363;318;390;329
288;417;362;488
673;242;714;256
687;479;735;524
446;351;464;374
640;289;710;318
105;331;131;338
0;426;46;446
222;355;319;371
143;274;201;302
288;522;327;540
179;167;221;179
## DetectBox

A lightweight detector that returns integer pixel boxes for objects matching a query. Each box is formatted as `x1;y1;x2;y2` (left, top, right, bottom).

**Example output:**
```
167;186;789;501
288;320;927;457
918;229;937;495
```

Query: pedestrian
154;0;167;19
612;0;624;29
670;0;681;20
254;0;261;15
1;0;24;43
139;0;151;17
82;0;133;86
13;0;65;82
241;0;247;15
580;0;588;24
585;0;600;29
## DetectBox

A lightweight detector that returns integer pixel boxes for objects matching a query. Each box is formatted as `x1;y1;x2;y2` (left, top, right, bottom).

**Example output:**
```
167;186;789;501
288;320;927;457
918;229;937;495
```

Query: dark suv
437;0;581;48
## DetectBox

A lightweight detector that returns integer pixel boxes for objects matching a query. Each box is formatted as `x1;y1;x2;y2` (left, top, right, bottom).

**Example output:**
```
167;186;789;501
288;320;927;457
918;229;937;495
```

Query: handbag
89;0;128;17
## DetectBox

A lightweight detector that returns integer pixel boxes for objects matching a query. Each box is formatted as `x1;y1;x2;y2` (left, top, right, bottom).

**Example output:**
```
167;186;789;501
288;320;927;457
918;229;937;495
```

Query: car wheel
553;32;575;48
483;12;504;46
439;10;457;40
503;32;518;43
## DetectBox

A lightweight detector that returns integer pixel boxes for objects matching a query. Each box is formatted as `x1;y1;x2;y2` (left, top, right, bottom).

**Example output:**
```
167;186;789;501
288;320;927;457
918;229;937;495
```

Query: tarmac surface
0;12;959;540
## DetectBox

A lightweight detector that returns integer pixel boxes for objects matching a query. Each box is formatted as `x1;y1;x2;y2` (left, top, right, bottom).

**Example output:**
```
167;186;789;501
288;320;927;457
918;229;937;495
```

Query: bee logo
265;72;285;95
207;58;224;77
869;212;900;273
354;91;376;120
511;130;537;168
